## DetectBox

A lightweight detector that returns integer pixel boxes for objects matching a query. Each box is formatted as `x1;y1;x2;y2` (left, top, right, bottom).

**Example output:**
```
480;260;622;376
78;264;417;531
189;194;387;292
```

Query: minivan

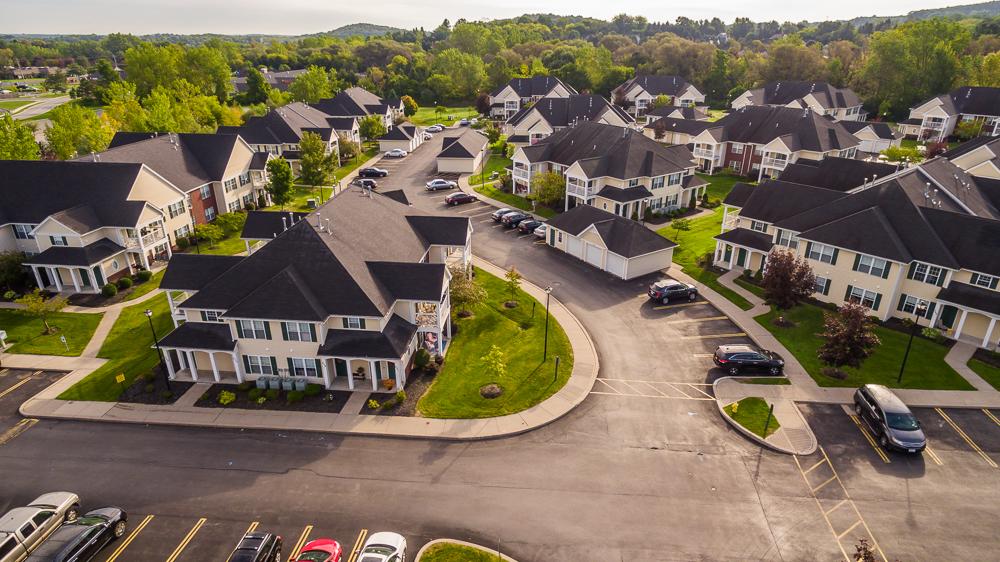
853;384;926;453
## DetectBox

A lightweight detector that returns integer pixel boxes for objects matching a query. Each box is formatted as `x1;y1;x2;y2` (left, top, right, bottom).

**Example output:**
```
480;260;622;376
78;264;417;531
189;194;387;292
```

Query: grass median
418;542;504;562
0;309;102;356
724;397;780;438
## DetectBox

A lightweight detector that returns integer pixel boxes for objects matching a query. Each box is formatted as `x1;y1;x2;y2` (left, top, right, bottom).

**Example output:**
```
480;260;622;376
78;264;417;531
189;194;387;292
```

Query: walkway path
713;377;817;455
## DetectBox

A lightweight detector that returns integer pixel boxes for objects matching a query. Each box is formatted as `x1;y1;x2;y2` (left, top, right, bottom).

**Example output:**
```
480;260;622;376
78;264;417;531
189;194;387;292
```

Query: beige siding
624;248;673;279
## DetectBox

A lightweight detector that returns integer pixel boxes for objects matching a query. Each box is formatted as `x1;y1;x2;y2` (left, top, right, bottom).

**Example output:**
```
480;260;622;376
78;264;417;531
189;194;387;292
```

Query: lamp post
897;302;928;385
145;309;171;391
543;286;553;361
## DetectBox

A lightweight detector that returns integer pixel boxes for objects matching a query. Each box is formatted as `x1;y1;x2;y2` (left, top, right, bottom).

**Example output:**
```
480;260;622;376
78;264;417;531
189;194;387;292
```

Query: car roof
0;508;40;531
863;384;911;413
24;525;91;559
718;344;758;353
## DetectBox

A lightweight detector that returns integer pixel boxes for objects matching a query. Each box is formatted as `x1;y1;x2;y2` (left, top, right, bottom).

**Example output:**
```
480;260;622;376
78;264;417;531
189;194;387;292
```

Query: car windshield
886;412;920;431
71;515;107;526
296;551;330;562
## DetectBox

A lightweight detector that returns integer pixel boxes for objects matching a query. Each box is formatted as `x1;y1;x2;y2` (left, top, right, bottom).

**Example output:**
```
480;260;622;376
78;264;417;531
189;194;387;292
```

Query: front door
723;244;732;263
736;247;748;267
939;305;959;330
334;359;348;378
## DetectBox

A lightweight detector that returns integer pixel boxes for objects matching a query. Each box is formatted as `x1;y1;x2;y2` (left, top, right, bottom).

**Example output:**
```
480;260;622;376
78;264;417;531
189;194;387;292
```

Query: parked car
291;538;343;562
228;531;282;562
356;532;406;562
518;219;542;233
648;279;698;304
24;508;127;562
445;192;477;206
0;492;80;562
712;344;784;376
458;119;470;126
470;117;479;125
352;178;378;190
425;179;457;191
501;212;529;227
491;207;515;221
425;125;443;133
422;132;433;141
384;149;407;158
358;167;388;178
854;384;926;453
533;223;547;238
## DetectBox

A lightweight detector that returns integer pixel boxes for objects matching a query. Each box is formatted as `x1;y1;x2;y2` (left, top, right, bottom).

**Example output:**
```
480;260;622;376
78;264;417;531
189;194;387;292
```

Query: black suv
25;508;127;562
228;532;282;562
713;344;784;375
648;279;698;304
358;167;388;178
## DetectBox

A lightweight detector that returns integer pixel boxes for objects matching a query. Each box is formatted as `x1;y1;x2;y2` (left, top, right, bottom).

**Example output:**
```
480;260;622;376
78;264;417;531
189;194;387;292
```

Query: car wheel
854;402;862;415
687;292;697;301
879;433;889;449
728;366;740;376
768;366;781;375
661;296;669;305
65;506;79;522
113;521;127;538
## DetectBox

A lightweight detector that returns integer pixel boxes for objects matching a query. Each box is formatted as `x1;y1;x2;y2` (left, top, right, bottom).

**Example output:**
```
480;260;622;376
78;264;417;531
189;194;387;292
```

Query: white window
224;178;238;193
750;220;768;233
345;317;363;330
667;172;682;186
754;146;763;156
199;185;212;199
204;207;216;221
49;235;68;246
174;225;191;239
245;355;274;375
731;143;744;154
729;161;741;171
627;178;640;188
856;254;889;277
12;224;34;240
848;286;879;309
911;263;943;285
651;176;665;189
284;321;314;342
239;172;250;186
200;310;221;322
238;319;268;339
228;200;241;213
167;201;185;219
971;272;998;289
807;243;836;264
814;276;830;295
776;230;798;250
289;357;319;377
900;295;930;315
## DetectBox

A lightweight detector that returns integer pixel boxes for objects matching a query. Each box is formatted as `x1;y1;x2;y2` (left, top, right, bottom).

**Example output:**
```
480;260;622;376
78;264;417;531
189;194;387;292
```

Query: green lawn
418;267;574;418
701;172;742;201
182;232;247;256
734;276;765;298
968;359;1000;391
755;303;975;390
0;309;102;356
724;397;780;438
410;105;479;126
473;183;556;218
468;153;512;187
122;270;165;302
706;109;727;122
418;543;503;562
0;99;33;111
334;147;379;182
743;377;791;385
58;294;173;402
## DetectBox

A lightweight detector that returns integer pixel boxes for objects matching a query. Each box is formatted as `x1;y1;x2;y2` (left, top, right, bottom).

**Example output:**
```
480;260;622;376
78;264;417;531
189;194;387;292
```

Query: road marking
983;408;1000;428
533;240;546;245
165;518;207;562
0;418;38;446
347;528;369;562
455;206;486;214
0;369;9;377
0;376;34;400
662;315;729;325
692;353;715;358
287;525;313;562
517;234;532;239
812;475;837;493
677;332;747;340
935;408;997;468
849;414;891;464
824;498;848;516
804;458;828;475
653;301;707;310
225;522;260;562
105;514;154;562
837;520;862;540
591;379;714;401
924;445;944;466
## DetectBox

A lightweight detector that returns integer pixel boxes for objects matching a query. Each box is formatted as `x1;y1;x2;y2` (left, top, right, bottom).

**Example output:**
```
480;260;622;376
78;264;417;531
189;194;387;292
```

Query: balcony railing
512;167;531;181
693;148;715;159
761;156;788;169
127;229;166;248
567;183;597;198
922;120;945;130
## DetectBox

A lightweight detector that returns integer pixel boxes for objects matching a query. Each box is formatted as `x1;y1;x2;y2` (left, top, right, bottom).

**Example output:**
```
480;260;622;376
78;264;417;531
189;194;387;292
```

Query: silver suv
0;492;80;562
854;384;926;453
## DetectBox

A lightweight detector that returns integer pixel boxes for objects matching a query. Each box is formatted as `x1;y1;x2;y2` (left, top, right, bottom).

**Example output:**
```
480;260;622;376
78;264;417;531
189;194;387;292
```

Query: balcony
693;148;717;160
921;120;945;130
761;156;788;169
512;167;531;181
126;229;166;249
567;183;597;198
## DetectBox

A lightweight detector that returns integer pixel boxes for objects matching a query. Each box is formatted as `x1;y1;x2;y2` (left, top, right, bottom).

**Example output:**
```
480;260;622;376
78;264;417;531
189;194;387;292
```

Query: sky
1;0;981;35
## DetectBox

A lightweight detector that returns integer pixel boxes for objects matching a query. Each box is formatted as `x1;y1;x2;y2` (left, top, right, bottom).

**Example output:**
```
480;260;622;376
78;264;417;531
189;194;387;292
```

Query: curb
712;376;817;456
415;539;518;562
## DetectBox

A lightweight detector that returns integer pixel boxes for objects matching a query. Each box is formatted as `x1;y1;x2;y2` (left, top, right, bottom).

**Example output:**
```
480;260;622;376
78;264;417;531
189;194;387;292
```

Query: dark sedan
25;507;127;562
501;212;529;227
517;219;543;233
713;344;784;376
357;167;388;178
445;192;477;206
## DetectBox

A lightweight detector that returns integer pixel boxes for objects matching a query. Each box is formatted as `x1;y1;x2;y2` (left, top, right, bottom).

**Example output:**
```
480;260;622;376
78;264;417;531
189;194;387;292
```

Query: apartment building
898;87;1000;142
504;94;634;147
612;75;706;118
732;81;866;121
217;102;340;174
488;76;577;120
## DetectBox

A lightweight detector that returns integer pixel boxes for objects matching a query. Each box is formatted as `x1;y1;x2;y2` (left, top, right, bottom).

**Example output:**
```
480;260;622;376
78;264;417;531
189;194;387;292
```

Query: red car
445;192;476;205
292;538;343;562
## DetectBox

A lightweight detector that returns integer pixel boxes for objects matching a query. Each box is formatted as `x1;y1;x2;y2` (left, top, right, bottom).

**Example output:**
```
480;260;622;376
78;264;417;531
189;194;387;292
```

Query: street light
897;302;928;384
543;286;553;361
145;308;171;391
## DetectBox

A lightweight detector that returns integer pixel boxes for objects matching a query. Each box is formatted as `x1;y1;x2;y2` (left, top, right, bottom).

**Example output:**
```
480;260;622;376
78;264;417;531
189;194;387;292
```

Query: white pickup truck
0;492;80;562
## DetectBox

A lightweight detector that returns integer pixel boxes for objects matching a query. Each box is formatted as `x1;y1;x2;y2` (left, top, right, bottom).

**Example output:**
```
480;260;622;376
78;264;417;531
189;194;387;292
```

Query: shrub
102;283;118;297
237;381;254;391
367;398;380;409
413;348;431;370
256;396;267;405
304;383;323;397
286;390;304;404
176;236;190;250
395;390;406;402
245;202;257;211
264;389;280;400
143;383;155;393
117;276;133;290
434;354;445;365
381;378;395;390
159;390;174;400
922;327;947;344
217;390;236;405
248;388;263;401
3;290;17;300
136;270;153;283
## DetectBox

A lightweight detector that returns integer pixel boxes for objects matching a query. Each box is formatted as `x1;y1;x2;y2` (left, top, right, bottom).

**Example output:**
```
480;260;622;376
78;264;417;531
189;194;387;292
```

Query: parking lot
0;368;64;447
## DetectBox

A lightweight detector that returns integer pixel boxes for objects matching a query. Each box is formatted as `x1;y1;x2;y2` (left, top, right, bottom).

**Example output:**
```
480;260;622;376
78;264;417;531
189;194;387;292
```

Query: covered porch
25;239;127;294
932;282;1000;350
317;314;421;393
713;228;773;274
157;322;243;383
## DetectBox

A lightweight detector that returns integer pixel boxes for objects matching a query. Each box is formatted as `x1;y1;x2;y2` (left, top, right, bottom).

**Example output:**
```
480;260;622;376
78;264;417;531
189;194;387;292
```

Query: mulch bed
193;383;352;413
67;281;156;308
118;367;193;405
360;368;437;417
973;348;1000;368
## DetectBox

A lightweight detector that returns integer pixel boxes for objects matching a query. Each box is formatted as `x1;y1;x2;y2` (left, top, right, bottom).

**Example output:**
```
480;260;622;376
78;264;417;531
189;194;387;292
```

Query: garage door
585;243;604;268
567;237;584;259
606;252;626;278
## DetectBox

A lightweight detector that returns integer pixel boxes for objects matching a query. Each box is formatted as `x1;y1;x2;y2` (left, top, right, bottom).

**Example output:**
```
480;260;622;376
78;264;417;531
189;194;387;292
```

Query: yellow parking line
105;514;154;562
811;475;837;493
924;445;943;466
653;301;707;310
0;377;33;400
936;408;998;469
225;522;260;562
663;315;729;324
347;528;368;562
849;415;891;464
165;518;206;562
983;408;1000;428
0;418;38;446
837;520;863;540
677;332;747;340
287;525;313;562
824;499;849;516
804;458;828;475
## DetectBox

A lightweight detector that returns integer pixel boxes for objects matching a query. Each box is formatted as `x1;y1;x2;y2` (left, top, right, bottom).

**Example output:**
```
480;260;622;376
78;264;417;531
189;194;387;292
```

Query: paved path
713;377;817;455
13;95;69;120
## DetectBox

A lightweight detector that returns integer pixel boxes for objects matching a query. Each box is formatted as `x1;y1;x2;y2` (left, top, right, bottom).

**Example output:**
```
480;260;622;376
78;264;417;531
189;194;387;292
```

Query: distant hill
847;0;1000;27
311;23;404;39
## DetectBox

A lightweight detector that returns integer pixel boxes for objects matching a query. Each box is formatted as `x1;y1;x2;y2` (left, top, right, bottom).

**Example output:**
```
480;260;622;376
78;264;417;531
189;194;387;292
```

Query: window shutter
925;302;936;320
897;294;907;312
831;248;839;265
235;321;245;338
200;311;208;321
314;359;322;375
907;262;916;279
242;355;251;372
280;322;289;341
992;277;999;290
287;357;294;374
823;279;831;296
263;321;272;340
269;356;278;373
805;242;812;257
936;271;945;287
309;324;317;342
873;293;882;311
881;263;891;279
342;317;349;329
359;318;367;329
852;254;861;271
844;284;853;301
971;273;980;286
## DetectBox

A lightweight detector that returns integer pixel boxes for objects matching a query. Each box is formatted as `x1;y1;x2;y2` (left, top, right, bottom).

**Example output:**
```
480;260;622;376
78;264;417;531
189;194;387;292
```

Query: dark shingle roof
311;87;393;118
318;314;417;359
161;254;244;291
158;322;237;351
838;121;900;141
922;207;1000;275
367;262;445;301
943;87;1000;118
596;185;653;203
748;81;861;110
777;157;901;192
491;76;577;98
941;135;1000;159
249;151;271;170
936;282;1000;316
723;182;756;208
644;116;714;136
507;95;633;128
547;205;677;258
380;125;418;141
645;106;709;121
730;180;847;224
707;106;860;152
438;130;488;159
714;228;774;252
225;103;335;145
24;239;125;267
917;157;1000;219
618;75;694;98
241;211;310;240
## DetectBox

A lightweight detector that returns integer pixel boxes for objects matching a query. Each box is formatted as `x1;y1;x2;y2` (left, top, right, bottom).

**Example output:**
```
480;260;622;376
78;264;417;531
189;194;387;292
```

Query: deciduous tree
15;289;69;335
298;131;336;188
481;344;507;380
0;114;40;160
400;95;418;117
449;265;488;315
817;302;881;369
504;266;522;302
288;65;333;103
0;251;29;292
358;114;387;144
266;158;294;210
530;171;566;207
762;249;816;310
45;103;115;159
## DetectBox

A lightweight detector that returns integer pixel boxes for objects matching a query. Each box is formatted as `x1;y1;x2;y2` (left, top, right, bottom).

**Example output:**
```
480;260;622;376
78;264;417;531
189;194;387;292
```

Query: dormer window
749;220;768;233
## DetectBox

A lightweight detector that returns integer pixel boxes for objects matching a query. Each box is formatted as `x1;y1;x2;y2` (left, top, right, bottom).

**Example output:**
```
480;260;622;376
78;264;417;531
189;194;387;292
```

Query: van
853;384;926;453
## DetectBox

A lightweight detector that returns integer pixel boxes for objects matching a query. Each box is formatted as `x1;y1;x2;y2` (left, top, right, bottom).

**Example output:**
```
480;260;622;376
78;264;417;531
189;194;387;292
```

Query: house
612;75;706;118
713;171;1000;350
327;117;361;145
217;102;340;174
777;157;902;192
84;132;267;227
311;87;402;130
512;121;707;218
641;105;710;125
642;116;713;146
504;94;634;146
731;81;865;121
232;68;308;93
898;87;1000;142
437;129;489;174
157;186;472;391
940;135;1000;179
0;161;193;294
837;121;902;155
488;76;577;120
378;124;424;153
689;105;861;180
545;204;677;280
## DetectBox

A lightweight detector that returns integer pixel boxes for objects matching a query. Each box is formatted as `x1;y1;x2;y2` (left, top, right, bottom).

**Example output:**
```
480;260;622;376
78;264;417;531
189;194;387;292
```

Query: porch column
167;292;179;328
31;266;44;290
245;240;251;254
320;359;331;389
929;303;942;329
140;252;150;270
232;351;244;383
208;351;220;382
369;360;378;391
186;350;199;381
177;349;188;369
728;246;735;269
983;317;998;349
395;361;406;387
165;242;172;259
49;267;63;292
954;309;969;340
164;350;176;379
68;268;81;293
347;360;355;390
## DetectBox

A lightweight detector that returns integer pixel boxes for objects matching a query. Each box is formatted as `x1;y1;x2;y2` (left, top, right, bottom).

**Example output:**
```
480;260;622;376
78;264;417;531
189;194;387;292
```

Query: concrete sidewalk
18;256;600;440
713;377;817;455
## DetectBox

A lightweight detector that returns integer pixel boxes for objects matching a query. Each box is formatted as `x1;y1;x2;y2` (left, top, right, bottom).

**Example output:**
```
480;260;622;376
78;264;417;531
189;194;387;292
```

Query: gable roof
618;75;694;97
507;95;634;128
311;87;394;118
777;157;901;192
160;254;244;291
491;76;577;98
645;105;709;121
644;116;714;137
916;157;1000;219
706;105;859;152
747;81;861;110
24;238;125;267
380;124;418;141
922;207;1000;275
241;210;310;240
939;87;1000;118
941;135;1000;160
735;180;847;224
221;102;335;146
438;129;488;159
547;204;677;258
838;121;900;141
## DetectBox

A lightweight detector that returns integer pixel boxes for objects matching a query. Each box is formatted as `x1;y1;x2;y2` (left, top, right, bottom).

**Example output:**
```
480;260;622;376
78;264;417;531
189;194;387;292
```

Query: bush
117;276;133;290
265;388;280;400
159;390;174;400
434;354;445;365
248;388;263;401
176;236;190;250
256;396;267;405
245;202;257;211
395;390;406;402
304;383;322;396
367;398;380;409
136;270;153;283
3;290;17;300
922;327;948;344
217;390;236;405
102;283;118;297
143;383;155;393
286;390;304;404
413;348;431;370
237;381;254;391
